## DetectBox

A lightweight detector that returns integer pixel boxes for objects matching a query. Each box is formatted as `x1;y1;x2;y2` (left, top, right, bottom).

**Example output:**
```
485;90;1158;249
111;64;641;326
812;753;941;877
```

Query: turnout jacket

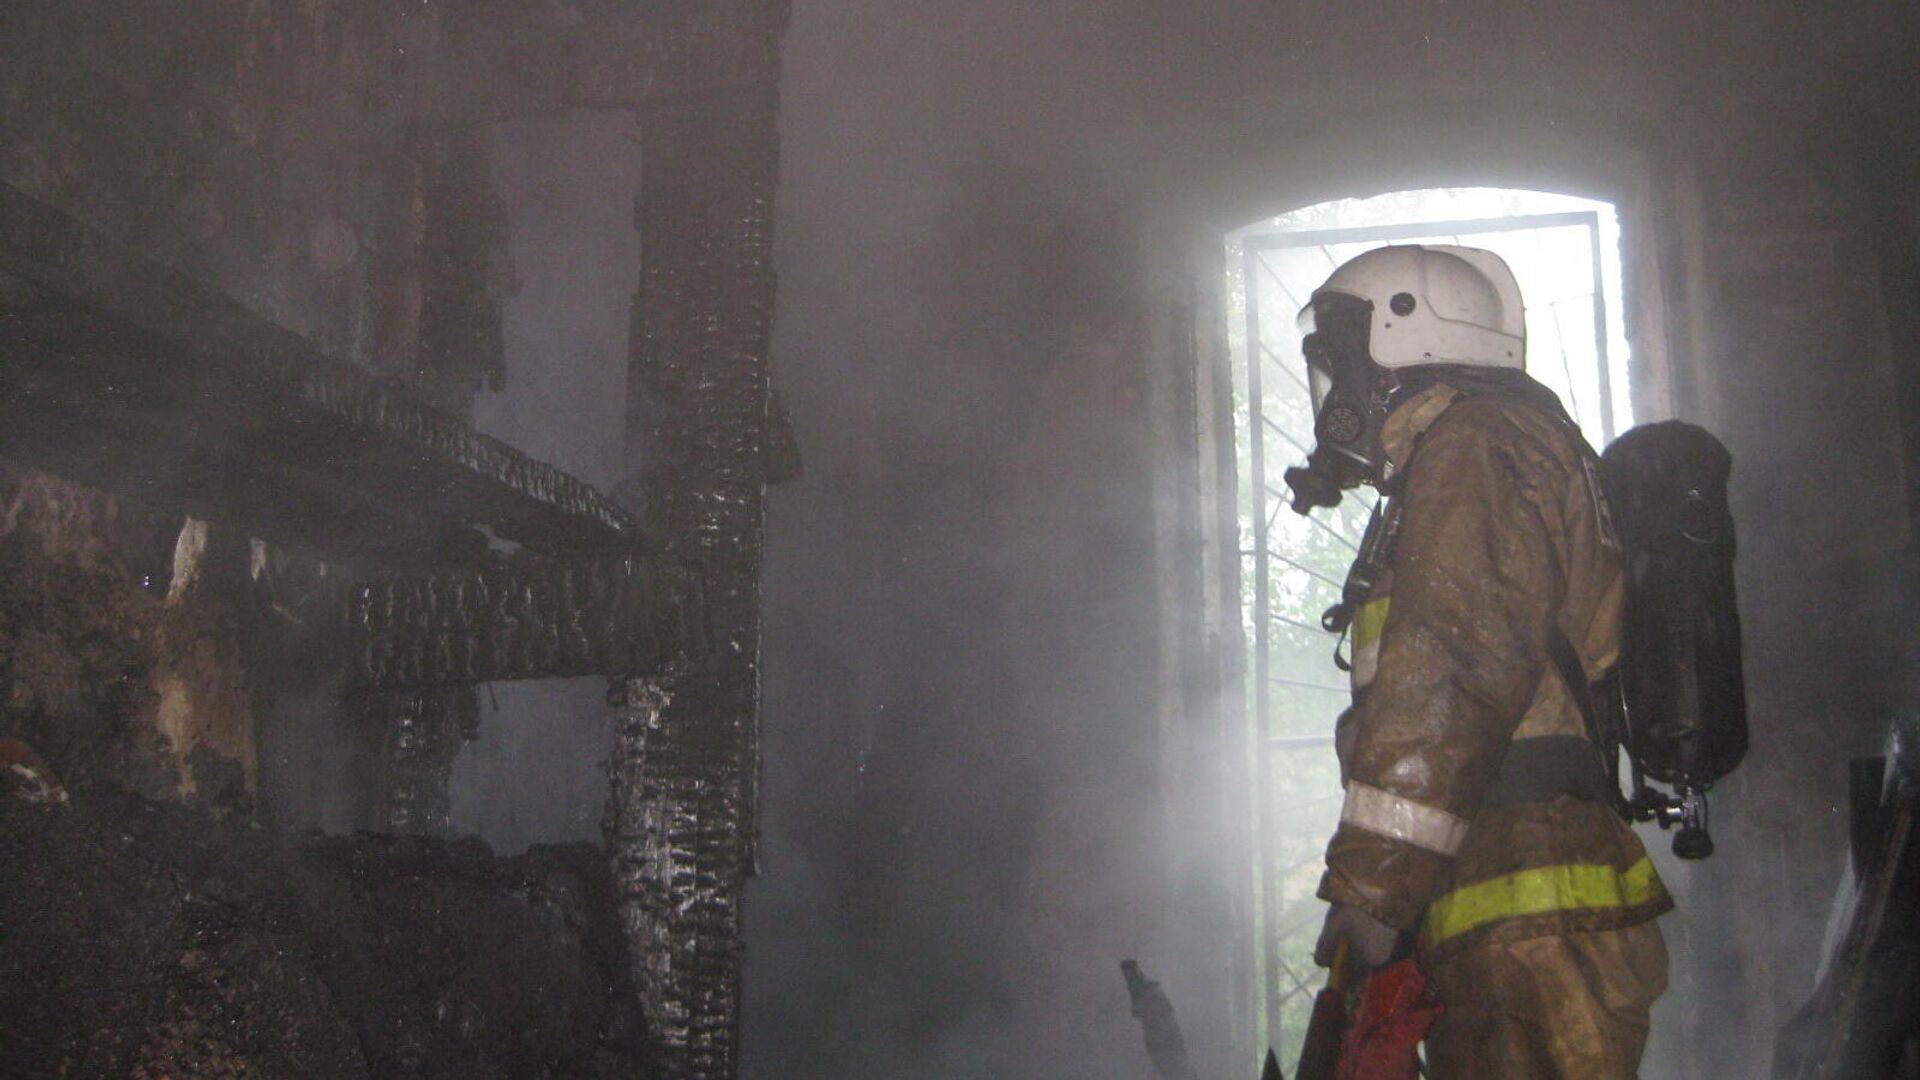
1317;380;1672;961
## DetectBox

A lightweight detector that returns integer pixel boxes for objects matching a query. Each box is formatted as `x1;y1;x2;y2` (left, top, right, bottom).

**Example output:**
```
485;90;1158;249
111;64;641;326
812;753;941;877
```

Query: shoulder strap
1547;626;1630;816
1546;628;1601;742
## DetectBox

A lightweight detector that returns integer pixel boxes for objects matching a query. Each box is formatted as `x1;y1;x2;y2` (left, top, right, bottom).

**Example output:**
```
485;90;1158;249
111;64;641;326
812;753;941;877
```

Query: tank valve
1670;789;1714;860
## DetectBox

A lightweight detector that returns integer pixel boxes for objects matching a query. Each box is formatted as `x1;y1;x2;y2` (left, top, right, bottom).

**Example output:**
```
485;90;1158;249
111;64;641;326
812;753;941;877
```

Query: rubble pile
0;780;654;1079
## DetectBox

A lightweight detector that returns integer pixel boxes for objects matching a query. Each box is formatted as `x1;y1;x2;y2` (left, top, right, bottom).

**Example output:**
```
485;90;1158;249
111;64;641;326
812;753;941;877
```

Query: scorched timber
0;181;633;565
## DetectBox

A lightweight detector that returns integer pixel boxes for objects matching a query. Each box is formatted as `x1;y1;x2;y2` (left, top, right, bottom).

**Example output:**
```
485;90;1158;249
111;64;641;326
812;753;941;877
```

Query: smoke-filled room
2;2;1918;1078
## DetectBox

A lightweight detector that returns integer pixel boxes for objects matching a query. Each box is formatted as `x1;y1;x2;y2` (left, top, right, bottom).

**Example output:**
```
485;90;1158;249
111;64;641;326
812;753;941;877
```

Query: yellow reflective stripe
1421;857;1665;948
1353;597;1391;648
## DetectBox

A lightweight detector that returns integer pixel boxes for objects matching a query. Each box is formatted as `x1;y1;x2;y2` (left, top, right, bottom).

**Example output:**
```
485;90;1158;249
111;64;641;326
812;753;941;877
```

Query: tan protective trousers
1423;921;1669;1080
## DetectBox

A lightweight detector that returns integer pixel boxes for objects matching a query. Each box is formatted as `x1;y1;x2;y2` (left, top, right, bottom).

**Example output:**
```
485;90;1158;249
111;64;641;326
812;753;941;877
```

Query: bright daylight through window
1226;187;1635;1061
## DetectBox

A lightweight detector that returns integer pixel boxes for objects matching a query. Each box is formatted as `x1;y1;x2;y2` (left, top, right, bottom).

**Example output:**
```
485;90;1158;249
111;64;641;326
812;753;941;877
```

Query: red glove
1336;958;1443;1080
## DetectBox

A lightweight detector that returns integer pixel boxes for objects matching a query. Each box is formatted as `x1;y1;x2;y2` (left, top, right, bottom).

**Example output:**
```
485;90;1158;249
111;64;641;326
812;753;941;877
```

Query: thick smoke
749;4;1250;1077
426;3;1916;1076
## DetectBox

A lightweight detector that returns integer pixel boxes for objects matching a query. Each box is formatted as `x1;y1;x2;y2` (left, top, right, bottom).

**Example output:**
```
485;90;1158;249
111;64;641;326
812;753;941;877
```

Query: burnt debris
0;1;791;1076
0;785;651;1079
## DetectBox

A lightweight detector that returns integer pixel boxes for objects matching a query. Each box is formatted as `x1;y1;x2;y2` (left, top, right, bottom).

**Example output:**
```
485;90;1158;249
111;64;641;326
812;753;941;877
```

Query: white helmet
1308;244;1526;371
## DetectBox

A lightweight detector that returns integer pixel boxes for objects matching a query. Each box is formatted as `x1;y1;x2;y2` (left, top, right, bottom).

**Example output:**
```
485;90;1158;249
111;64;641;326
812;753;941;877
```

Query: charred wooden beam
603;677;748;1068
606;13;789;1073
346;552;710;690
0;180;634;566
358;686;481;836
441;0;789;119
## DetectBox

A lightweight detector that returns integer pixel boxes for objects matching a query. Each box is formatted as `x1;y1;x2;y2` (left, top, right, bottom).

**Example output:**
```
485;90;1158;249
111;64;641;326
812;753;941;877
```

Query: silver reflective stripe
1349;638;1381;689
1340;781;1470;856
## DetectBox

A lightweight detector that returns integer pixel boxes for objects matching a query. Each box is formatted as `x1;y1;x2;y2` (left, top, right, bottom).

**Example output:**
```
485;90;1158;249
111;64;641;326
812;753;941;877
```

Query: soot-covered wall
756;3;1920;1078
0;0;479;814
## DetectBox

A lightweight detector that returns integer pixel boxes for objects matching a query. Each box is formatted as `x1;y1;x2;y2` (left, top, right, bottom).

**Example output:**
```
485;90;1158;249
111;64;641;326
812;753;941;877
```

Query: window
1226;187;1634;1060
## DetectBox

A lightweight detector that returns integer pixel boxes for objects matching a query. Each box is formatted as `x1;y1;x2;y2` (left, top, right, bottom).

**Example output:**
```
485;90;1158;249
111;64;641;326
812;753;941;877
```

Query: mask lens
1307;356;1334;414
1299;294;1371;414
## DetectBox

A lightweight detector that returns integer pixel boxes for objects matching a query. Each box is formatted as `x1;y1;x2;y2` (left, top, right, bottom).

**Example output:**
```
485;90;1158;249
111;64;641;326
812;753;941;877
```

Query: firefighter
1293;245;1673;1078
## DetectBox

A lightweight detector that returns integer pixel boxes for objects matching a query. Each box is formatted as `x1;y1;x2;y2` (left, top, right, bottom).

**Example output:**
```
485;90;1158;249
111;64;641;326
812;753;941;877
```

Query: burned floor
4;1;1920;1078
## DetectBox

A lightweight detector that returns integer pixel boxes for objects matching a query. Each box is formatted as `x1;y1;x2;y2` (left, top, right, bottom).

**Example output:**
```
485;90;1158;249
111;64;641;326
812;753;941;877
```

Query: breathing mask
1284;293;1397;513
